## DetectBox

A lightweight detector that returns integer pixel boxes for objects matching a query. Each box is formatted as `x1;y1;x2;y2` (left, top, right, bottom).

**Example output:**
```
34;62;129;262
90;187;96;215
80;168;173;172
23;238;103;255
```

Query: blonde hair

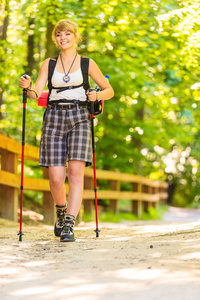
52;19;82;45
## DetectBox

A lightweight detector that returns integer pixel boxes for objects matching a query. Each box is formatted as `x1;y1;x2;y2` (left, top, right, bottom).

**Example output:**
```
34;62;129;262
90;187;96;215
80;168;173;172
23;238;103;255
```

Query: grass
82;204;169;223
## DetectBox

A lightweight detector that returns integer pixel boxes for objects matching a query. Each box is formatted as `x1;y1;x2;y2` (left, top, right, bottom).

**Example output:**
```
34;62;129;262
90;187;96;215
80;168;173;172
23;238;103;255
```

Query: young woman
19;19;114;242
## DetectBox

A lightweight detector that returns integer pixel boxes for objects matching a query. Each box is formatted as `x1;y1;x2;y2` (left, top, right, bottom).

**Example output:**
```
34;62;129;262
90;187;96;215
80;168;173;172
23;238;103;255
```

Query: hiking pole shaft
18;87;27;241
90;101;100;238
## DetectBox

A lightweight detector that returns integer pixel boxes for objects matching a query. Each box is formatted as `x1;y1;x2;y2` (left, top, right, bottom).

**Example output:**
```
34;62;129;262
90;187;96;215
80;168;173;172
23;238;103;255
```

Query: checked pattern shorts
39;106;92;167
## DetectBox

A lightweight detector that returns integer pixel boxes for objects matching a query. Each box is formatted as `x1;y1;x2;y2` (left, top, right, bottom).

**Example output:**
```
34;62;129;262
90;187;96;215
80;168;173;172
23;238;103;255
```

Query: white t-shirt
49;67;87;102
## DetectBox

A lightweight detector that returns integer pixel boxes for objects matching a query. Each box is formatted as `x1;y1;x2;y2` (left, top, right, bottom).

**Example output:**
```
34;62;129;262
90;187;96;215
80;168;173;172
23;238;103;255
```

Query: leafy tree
0;0;200;207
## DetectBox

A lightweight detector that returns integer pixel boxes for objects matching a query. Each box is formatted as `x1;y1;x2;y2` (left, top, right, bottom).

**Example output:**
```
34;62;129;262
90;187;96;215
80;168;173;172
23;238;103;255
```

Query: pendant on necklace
63;75;70;83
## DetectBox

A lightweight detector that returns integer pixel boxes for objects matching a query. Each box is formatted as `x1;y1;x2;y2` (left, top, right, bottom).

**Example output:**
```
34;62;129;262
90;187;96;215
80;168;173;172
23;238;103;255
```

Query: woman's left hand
87;90;97;102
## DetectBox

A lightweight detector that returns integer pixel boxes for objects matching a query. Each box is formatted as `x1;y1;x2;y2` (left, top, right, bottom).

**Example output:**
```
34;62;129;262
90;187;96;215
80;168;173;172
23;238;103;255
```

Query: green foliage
1;0;200;208
82;203;168;223
83;211;138;223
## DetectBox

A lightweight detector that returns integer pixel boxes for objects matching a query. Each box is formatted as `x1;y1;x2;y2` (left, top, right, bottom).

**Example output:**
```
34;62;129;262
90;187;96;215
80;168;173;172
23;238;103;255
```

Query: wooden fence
0;133;168;224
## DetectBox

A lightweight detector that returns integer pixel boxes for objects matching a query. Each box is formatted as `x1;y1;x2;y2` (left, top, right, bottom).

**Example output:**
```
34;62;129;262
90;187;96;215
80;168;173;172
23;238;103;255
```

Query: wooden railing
0;134;168;224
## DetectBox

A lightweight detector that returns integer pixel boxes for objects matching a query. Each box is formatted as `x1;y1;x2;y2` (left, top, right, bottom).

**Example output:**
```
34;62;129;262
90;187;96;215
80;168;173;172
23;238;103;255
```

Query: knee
68;166;84;185
49;174;65;190
48;166;66;190
68;169;79;184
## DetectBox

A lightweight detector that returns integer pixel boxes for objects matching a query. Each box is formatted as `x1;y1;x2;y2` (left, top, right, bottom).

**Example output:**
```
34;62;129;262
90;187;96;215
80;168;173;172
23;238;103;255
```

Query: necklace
60;53;77;83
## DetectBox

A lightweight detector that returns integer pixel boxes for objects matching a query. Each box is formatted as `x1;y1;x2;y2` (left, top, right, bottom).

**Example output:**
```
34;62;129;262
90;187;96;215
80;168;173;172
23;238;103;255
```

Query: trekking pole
89;92;100;238
18;75;28;241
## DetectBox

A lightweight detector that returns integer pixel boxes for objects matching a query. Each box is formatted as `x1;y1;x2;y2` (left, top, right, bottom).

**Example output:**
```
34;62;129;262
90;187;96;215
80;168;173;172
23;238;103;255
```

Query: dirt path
1;207;200;300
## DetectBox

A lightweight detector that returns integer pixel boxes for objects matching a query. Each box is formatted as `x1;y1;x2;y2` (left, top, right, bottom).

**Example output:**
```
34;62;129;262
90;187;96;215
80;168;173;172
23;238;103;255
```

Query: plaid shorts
39;106;92;167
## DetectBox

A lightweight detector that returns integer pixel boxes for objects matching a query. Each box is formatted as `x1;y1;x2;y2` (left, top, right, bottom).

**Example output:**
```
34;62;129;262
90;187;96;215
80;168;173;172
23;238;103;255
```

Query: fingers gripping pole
18;87;27;241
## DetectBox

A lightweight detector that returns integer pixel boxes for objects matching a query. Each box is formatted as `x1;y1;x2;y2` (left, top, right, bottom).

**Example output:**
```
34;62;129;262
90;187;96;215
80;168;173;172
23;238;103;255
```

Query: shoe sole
60;237;76;242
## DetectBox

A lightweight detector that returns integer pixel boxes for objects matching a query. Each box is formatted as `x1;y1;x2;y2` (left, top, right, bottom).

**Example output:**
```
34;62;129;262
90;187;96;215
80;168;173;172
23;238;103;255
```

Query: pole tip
18;231;24;242
94;228;100;238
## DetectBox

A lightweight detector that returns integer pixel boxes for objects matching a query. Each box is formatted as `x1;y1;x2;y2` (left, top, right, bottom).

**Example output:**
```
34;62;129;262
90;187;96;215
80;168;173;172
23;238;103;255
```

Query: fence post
143;185;150;212
131;182;142;218
43;168;56;224
0;149;18;221
83;176;93;214
159;184;167;204
109;180;120;213
151;186;158;209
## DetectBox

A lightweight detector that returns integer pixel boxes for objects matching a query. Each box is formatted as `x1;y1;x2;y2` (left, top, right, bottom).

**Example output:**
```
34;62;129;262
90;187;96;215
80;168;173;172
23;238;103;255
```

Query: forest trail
1;207;200;300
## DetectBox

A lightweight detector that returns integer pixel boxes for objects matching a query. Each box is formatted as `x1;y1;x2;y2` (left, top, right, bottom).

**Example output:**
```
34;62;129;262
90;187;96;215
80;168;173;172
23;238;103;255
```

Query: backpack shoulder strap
81;56;90;91
48;56;58;90
47;56;58;105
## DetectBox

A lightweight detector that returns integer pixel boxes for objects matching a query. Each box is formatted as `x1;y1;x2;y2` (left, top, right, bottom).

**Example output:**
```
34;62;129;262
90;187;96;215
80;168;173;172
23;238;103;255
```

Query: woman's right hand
19;75;31;89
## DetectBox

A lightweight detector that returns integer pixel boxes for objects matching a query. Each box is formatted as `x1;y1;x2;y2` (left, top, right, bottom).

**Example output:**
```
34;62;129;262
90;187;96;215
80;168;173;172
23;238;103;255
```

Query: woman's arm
87;59;114;102
19;59;49;100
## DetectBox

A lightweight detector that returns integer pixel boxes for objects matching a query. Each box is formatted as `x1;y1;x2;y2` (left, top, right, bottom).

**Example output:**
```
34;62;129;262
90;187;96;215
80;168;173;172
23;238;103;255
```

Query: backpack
38;56;104;115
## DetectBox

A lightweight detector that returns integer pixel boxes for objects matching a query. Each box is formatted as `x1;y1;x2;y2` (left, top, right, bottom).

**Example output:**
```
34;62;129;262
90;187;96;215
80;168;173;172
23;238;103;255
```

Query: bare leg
49;162;85;242
67;160;86;218
48;166;66;206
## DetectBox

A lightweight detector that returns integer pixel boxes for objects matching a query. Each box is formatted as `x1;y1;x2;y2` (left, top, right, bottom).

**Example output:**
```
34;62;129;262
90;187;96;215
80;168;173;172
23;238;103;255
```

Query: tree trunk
0;0;9;121
25;18;35;76
1;0;9;40
167;182;176;205
45;12;58;59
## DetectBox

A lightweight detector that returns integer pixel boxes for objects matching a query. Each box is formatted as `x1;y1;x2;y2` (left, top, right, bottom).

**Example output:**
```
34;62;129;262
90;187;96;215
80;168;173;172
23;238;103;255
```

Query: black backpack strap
47;56;58;105
81;56;90;92
56;83;83;93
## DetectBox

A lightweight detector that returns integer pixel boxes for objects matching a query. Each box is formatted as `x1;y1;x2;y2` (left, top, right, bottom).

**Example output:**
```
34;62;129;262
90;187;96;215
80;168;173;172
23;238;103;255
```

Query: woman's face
55;30;77;50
